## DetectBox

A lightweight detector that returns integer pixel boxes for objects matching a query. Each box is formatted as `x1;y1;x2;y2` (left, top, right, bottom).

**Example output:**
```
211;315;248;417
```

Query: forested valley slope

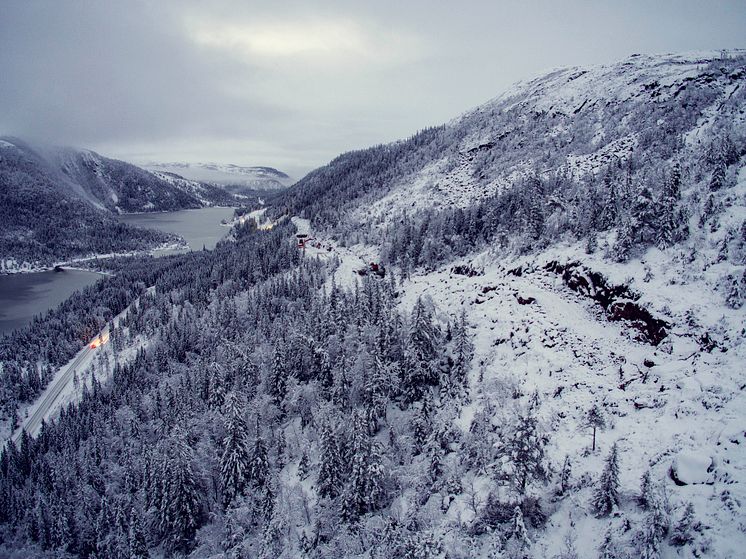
0;50;744;558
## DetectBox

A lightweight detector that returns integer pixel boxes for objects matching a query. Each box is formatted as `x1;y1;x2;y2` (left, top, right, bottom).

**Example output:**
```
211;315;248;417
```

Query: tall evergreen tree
128;507;149;559
401;298;440;403
638;469;653;510
670;502;698;547
159;438;202;554
220;393;251;507
592;443;620;517
503;405;549;495
657;164;686;249
268;343;288;409
505;505;531;559
247;418;269;489
557;455;572;496
709;154;726;191
318;420;343;499
449;309;474;399
342;412;387;520
411;393;433;455
598;527;619;559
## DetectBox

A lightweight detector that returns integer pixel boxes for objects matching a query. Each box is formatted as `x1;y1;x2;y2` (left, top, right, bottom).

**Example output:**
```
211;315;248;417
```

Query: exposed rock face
545;260;669;345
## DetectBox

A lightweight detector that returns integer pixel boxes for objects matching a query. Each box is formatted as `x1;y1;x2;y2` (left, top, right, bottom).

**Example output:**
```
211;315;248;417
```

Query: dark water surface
1;207;236;336
0;269;102;336
118;206;235;253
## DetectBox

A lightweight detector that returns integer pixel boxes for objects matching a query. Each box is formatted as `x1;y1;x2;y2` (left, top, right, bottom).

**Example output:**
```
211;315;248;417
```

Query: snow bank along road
9;289;152;443
12;328;110;442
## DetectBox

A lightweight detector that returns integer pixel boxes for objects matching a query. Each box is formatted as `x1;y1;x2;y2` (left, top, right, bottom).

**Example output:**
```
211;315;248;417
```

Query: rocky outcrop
545;261;669;345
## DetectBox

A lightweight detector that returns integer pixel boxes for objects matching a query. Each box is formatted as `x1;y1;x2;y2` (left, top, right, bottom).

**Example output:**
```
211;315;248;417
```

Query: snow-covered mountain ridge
361;50;746;219
0;138;249;269
144;161;292;192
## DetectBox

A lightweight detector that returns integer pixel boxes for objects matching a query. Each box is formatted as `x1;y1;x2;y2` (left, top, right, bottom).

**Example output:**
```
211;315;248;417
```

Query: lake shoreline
1;207;236;335
0;241;186;277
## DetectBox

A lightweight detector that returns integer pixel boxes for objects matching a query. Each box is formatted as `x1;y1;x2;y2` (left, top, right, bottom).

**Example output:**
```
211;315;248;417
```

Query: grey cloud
1;0;744;178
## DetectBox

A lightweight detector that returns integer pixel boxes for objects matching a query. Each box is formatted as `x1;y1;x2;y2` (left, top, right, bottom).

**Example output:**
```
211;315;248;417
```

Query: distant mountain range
0;138;251;271
143;161;293;194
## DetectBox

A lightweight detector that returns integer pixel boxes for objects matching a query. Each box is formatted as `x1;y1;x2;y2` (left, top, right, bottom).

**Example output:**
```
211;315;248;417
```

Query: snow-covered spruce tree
449;308;474;400
709;153;726;191
599;171;620;230
365;353;392;430
582;403;606;452
220;392;251;507
247;417;270;489
613;184;659;260
317;420;343;499
268;342;288;409
630;186;658;244
402;530;443;559
657;164;687;249
298;451;310;481
463;406;496;474
585;232;598;254
502;403;549;495
637;484;669;558
207;365;226;410
504;505;532;559
332;368;352;411
401;297;440;404
556;455;572;497
425;433;445;483
612;220;635;262
128;506;149;559
342;412;387;521
638;469;653;510
592;442;621;517
158;438;203;555
725;271;744;309
699;193;716;228
112;503;130;558
597;526;620;559
670;501;698;547
411;392;433;455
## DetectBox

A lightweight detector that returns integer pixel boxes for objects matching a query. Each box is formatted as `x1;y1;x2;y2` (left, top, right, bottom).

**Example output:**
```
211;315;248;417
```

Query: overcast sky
1;1;745;178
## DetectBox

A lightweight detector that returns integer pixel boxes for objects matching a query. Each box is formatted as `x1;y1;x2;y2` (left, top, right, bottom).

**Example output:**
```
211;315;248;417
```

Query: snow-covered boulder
670;451;715;486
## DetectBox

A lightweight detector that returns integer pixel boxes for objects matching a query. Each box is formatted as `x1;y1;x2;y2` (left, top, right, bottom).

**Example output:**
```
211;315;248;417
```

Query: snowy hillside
0;138;183;270
50;147;204;214
364;50;746;218
149;170;240;207
265;49;746;557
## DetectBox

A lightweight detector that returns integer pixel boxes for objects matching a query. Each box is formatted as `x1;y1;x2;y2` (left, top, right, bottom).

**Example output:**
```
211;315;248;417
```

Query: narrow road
12;329;110;442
